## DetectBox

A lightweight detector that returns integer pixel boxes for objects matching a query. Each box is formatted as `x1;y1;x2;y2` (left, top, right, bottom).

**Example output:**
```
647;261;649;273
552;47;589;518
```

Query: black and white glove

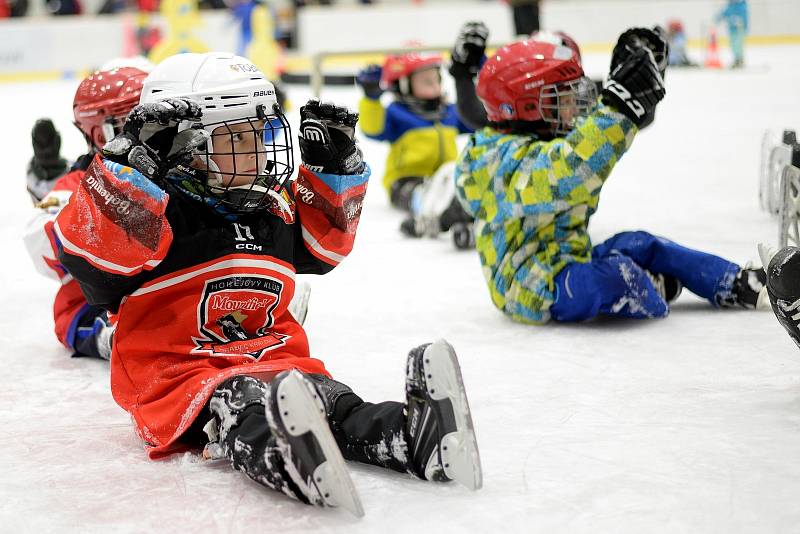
610;26;669;79
102;98;208;180
449;21;489;78
298;98;364;175
602;47;666;128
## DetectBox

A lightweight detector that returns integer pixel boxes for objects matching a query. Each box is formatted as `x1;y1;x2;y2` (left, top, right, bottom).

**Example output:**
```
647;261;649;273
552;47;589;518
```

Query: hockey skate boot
265;370;364;516
762;245;800;348
728;266;768;309
451;222;475;250
405;339;482;490
646;271;683;303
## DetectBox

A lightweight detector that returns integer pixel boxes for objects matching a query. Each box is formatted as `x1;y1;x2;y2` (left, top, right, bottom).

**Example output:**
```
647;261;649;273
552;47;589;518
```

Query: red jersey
55;156;369;458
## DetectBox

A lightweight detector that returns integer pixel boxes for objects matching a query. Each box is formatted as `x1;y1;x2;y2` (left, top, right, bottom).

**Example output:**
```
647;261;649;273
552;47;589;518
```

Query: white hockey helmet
139;52;293;215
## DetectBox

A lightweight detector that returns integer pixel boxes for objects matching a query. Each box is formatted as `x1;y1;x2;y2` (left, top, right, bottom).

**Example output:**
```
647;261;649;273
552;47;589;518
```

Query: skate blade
758;242;778;272
756;287;771;311
422;339;483;491
275;371;364;517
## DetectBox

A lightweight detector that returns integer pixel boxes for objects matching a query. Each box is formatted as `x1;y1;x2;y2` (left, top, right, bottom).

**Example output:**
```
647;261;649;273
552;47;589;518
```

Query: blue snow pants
550;231;740;322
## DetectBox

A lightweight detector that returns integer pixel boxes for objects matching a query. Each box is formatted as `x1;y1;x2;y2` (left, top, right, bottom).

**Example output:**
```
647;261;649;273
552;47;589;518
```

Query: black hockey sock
306;374;408;473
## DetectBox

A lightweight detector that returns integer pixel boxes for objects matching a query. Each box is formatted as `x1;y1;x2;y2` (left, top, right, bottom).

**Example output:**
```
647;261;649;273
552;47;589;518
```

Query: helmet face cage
538;76;597;135
194;105;294;215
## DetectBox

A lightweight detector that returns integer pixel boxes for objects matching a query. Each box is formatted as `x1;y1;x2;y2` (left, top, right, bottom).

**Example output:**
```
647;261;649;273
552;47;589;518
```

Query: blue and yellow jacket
455;104;637;324
359;97;472;193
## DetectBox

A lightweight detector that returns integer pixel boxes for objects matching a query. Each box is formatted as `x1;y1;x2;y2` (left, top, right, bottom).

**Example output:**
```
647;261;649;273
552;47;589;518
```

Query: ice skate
405;339;482;490
779;156;800;248
759;129;795;215
399;162;475;249
730;265;769;309
266;370;364;517
646;271;683;303
762;245;800;348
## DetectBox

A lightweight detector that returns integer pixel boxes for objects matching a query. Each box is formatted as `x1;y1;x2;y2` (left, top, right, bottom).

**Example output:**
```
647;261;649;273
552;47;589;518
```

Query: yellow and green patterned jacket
455;104;637;324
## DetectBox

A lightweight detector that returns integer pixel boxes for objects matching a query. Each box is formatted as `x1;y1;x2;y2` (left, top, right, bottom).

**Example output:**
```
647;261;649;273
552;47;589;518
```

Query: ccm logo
236;243;263;251
253;90;275;97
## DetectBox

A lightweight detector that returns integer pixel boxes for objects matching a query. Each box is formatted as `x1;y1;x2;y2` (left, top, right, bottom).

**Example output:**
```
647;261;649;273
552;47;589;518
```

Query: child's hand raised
356;65;383;99
102;98;208;181
610;27;669;78
298;98;365;175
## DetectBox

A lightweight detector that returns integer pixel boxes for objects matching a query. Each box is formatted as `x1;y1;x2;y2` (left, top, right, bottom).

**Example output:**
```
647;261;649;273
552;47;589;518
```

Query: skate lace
782;297;800;321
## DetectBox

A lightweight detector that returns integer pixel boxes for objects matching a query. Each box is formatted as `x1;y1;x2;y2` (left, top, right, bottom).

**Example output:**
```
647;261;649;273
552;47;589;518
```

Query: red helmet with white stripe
530;30;582;65
476;39;596;135
73;67;148;151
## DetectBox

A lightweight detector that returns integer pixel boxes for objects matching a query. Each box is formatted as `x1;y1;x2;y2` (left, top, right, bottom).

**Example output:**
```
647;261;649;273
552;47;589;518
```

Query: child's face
208;120;267;187
556;93;579;126
410;68;442;100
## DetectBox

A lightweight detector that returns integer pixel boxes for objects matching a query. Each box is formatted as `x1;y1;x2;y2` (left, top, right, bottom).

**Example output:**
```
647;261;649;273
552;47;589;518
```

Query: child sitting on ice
356;52;473;214
55;52;481;515
455;29;767;324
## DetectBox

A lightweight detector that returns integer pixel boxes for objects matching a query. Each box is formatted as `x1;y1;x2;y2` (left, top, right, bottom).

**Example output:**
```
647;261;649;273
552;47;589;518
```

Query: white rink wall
1;0;799;75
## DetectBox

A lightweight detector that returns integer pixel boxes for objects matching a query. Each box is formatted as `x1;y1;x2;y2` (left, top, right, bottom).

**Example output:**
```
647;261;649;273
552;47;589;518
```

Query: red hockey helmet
381;53;442;92
477;39;596;135
530;30;582;65
667;19;685;34
73;66;147;151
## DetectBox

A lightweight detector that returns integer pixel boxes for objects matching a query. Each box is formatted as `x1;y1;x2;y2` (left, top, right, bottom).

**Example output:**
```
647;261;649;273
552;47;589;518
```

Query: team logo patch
192;275;289;359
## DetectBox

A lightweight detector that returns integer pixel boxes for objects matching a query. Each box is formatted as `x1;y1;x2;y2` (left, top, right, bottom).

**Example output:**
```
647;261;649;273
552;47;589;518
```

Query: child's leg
550;254;669;321
305;373;409;472
309;340;482;490
730;24;745;66
389;176;424;211
70;307;114;360
207;373;362;515
592;231;740;306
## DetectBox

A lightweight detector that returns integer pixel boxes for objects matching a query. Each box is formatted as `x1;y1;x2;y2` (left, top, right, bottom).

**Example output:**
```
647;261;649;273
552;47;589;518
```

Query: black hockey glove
602;47;665;128
356;64;383;99
29;118;68;182
610;26;669;79
448;21;489;78
102;98;208;181
298;98;365;175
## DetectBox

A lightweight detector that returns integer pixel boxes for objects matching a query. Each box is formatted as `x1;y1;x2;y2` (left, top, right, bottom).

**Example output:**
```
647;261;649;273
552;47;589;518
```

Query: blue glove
356;64;383;99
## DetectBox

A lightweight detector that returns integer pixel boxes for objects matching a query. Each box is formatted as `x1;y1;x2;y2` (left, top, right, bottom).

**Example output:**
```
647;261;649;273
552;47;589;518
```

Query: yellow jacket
359;97;471;193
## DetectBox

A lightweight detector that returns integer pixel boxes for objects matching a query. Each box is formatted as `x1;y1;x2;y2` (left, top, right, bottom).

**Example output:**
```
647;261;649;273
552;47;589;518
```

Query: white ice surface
2;47;800;533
